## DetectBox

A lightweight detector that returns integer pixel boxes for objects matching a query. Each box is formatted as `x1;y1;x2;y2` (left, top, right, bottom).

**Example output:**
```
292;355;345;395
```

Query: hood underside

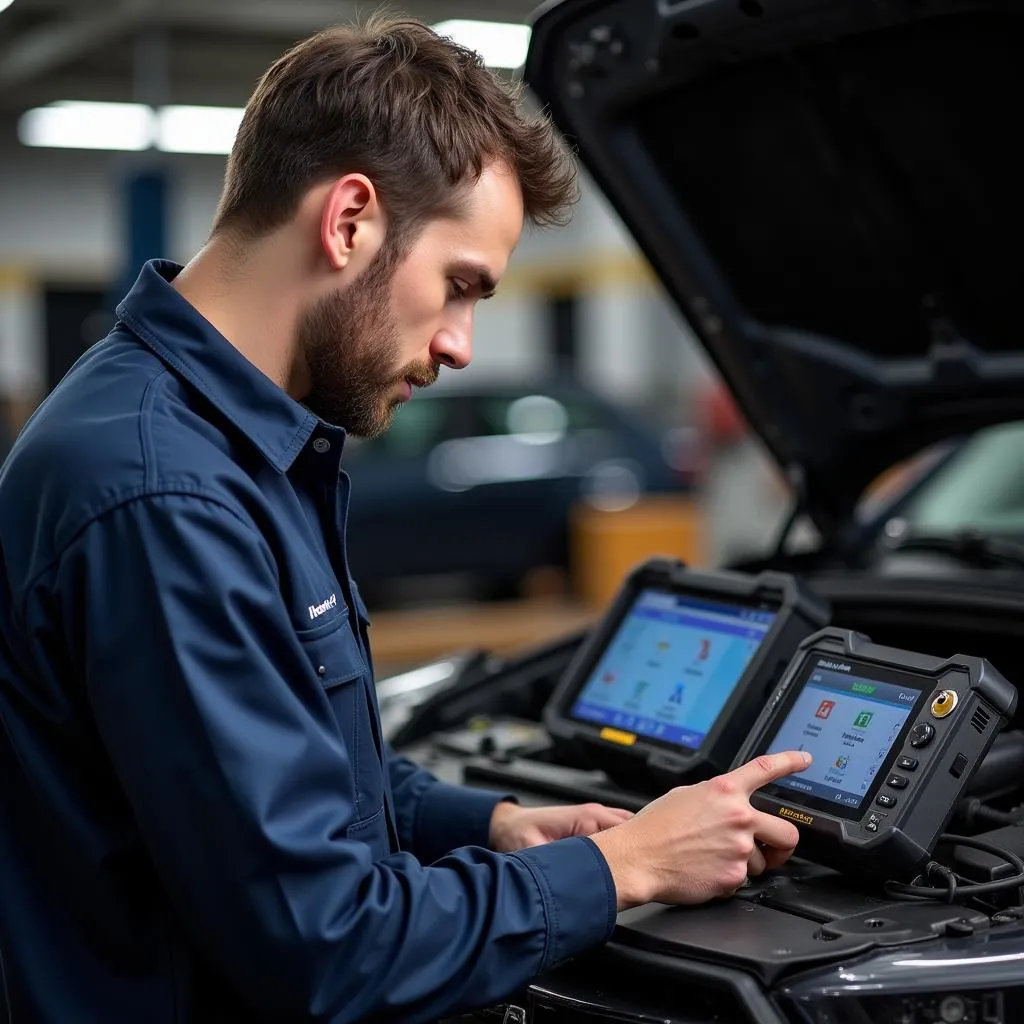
525;0;1024;542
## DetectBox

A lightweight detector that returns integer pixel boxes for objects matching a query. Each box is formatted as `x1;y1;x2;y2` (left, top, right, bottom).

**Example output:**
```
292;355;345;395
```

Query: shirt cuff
415;781;516;863
513;835;618;971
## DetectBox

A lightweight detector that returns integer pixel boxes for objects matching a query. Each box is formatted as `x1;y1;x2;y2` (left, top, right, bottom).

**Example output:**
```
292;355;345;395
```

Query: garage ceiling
0;0;537;113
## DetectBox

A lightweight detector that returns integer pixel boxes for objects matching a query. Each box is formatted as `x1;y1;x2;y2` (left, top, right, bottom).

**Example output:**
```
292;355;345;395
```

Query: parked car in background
343;377;696;603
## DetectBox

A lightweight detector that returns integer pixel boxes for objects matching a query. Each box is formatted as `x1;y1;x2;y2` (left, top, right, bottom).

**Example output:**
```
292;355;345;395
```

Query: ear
319;174;384;272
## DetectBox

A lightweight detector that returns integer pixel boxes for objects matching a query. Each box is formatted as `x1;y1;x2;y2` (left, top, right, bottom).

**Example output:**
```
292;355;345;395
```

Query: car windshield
896;422;1024;535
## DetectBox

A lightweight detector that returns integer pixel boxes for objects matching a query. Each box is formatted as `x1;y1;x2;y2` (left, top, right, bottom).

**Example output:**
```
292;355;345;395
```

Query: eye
447;279;470;302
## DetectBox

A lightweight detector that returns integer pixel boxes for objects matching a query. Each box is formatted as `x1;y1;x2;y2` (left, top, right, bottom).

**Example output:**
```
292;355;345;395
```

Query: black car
343;378;693;602
385;1;1024;1022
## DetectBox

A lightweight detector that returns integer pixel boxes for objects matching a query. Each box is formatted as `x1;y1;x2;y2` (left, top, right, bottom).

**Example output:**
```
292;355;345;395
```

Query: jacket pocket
346;804;389;861
296;620;383;824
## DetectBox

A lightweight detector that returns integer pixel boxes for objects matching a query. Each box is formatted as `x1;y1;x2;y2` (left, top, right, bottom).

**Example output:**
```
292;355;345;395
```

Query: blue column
112;166;170;305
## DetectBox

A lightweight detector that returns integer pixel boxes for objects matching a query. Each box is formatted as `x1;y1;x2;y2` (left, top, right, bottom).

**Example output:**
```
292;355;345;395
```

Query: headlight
779;927;1024;1023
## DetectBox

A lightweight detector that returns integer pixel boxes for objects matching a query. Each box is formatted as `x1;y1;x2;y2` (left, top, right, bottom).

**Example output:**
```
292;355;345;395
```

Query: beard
300;246;438;438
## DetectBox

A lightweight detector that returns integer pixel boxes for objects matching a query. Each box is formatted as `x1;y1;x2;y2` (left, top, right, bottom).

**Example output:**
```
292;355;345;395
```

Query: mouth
395;364;440;404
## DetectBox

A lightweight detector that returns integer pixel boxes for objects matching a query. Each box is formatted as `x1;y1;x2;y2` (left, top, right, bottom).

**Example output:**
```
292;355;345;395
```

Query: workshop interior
4;0;1024;1021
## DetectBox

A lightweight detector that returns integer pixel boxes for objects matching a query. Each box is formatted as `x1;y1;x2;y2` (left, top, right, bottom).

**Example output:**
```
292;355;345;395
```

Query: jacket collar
116;259;340;473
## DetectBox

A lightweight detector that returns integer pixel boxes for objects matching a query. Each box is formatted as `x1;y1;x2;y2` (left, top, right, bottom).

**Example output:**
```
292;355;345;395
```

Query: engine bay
392;563;1024;1024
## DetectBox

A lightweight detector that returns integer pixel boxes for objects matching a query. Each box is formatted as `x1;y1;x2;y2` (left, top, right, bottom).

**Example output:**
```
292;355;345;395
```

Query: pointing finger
728;750;812;797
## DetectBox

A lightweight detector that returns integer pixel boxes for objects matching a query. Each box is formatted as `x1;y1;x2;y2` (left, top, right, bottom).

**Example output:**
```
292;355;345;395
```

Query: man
0;15;810;1023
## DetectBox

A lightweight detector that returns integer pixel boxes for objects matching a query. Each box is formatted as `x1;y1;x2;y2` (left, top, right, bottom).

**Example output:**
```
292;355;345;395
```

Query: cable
957;796;1020;830
972;805;1017;827
883;833;1024;904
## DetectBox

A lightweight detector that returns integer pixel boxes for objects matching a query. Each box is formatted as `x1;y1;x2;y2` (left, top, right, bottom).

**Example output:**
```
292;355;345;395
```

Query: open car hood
524;0;1024;542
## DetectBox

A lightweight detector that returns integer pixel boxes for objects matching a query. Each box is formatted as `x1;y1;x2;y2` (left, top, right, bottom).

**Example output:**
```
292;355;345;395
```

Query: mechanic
0;14;811;1024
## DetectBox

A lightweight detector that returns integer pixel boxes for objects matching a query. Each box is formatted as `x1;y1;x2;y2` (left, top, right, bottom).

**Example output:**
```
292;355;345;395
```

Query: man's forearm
387;749;512;860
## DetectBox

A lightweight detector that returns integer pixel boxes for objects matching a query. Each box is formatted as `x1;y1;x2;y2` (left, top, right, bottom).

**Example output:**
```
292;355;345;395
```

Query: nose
430;314;473;371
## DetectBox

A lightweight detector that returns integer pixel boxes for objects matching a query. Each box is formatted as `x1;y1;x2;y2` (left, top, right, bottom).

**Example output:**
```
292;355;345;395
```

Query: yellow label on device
600;727;637;746
778;806;815;826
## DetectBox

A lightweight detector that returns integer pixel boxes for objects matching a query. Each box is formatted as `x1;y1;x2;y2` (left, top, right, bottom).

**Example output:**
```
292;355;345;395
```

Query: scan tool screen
762;658;925;817
568;589;778;751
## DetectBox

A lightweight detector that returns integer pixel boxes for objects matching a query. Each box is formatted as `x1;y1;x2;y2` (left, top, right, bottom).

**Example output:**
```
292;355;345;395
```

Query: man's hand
589;750;812;911
489;800;634;853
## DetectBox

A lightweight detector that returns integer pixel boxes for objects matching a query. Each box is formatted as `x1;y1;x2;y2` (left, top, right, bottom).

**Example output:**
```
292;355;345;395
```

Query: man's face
301;162;524;437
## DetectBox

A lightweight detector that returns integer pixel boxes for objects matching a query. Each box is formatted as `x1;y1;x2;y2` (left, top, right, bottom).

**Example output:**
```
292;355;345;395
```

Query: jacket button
312;437;331;454
317;665;327;677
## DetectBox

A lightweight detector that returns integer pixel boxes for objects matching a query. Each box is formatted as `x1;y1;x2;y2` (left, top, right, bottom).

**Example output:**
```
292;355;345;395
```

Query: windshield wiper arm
887;530;1024;570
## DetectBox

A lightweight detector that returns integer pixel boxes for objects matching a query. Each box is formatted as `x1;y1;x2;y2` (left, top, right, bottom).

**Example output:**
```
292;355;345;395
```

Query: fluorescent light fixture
17;101;246;154
0;0;19;13
18;101;155;152
432;19;531;69
156;105;244;155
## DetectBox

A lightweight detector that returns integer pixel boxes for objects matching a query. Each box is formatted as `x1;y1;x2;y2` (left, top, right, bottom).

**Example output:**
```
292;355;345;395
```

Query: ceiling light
18;101;155;152
432;19;531;69
17;101;246;155
156;105;244;155
0;0;19;13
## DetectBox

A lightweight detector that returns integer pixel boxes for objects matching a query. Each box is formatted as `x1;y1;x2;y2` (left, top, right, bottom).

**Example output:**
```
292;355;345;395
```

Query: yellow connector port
931;689;959;718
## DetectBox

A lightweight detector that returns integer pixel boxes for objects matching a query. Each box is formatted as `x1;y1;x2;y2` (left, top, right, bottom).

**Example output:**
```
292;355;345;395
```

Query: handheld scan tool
543;559;830;793
735;628;1018;877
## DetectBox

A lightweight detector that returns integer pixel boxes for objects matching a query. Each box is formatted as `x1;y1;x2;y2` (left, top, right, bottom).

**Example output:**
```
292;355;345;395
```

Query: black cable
958;796;1019;830
883;833;1024;904
973;805;1017;827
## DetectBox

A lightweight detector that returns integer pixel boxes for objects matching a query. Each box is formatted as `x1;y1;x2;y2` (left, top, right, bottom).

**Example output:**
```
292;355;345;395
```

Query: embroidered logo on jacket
308;594;338;620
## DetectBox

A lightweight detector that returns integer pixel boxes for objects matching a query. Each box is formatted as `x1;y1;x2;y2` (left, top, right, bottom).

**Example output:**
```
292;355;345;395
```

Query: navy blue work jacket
0;261;617;1023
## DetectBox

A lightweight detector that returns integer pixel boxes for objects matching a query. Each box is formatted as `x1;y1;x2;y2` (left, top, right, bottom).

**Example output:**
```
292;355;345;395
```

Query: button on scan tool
875;793;898;809
897;755;919;771
909;722;935;748
864;811;887;833
886;774;909;789
931;688;958;718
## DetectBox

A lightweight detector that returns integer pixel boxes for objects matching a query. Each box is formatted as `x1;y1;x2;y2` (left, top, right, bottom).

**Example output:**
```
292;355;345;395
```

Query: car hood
524;0;1024;542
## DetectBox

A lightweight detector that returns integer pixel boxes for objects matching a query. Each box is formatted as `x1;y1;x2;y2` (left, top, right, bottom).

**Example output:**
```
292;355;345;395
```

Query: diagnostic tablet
543;558;830;792
735;628;1018;877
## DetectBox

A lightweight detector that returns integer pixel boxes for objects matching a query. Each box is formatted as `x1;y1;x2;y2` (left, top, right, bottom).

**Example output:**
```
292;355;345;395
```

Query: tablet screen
568;588;777;751
761;658;925;817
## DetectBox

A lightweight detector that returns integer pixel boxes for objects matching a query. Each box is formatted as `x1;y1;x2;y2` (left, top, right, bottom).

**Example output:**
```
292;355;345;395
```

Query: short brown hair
213;13;577;243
